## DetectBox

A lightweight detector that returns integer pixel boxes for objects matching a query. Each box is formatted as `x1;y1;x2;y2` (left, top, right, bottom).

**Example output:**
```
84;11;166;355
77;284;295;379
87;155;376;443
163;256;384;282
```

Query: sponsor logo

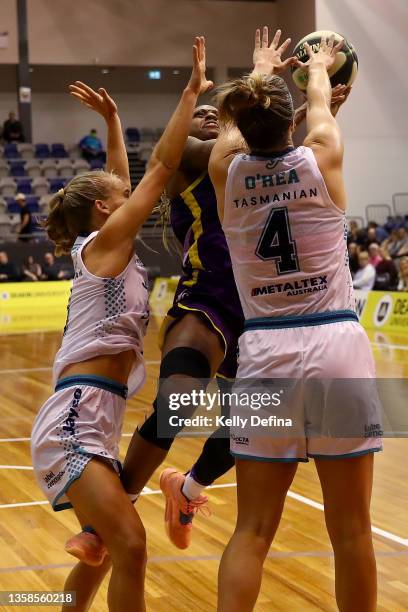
62;388;82;436
373;295;393;327
44;470;65;488
231;433;249;446
354;292;368;319
364;424;383;438
251;275;328;298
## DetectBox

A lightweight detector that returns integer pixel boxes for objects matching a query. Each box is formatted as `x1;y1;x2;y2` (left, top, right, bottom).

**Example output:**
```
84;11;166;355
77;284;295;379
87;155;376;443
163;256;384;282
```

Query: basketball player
65;57;350;566
30;36;213;612
209;28;380;611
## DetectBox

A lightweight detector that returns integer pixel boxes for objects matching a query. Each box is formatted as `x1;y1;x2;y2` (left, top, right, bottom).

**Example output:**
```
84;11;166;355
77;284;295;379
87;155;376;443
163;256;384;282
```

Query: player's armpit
179;136;217;174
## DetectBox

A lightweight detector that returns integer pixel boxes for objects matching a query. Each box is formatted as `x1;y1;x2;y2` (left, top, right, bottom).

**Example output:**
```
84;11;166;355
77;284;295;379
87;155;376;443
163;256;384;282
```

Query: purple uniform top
165;171;244;378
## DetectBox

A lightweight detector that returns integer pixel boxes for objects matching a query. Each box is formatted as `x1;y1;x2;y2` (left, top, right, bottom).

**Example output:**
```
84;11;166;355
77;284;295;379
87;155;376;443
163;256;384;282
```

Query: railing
392;192;408;217
347;215;365;228
365;204;392;226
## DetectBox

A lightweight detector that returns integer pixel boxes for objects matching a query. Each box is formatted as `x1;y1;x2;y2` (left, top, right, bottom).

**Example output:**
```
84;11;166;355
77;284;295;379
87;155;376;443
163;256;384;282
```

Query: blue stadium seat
6;198;20;213
4;143;20;159
89;158;104;170
9;161;26;176
125;127;140;144
16;177;32;194
25;195;40;212
49;178;65;192
35;143;51;159
51;143;68;158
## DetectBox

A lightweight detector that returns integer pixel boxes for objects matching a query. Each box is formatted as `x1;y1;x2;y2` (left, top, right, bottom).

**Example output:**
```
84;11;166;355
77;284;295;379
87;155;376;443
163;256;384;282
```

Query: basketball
291;30;358;90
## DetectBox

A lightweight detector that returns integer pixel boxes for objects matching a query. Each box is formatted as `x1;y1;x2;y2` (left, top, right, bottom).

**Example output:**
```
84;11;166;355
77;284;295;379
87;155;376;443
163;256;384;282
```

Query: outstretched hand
294;84;352;127
69;81;118;122
294;33;344;72
186;36;214;96
252;27;296;76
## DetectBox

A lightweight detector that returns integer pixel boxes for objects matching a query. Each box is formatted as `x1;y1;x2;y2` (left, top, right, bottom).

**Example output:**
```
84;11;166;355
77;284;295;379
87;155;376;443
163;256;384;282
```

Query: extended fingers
333;38;345;54
303;41;313;59
277;37;291;55
254;28;261;50
72;81;98;98
262;26;269;48
270;28;281;49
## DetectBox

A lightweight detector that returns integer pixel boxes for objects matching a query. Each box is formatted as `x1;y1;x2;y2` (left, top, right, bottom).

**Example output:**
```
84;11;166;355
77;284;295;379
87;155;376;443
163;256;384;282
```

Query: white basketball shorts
230;310;383;462
31;375;127;511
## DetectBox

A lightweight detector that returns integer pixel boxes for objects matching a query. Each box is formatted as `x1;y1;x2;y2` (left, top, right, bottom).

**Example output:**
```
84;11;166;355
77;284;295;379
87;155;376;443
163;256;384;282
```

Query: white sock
182;472;206;501
128;492;140;504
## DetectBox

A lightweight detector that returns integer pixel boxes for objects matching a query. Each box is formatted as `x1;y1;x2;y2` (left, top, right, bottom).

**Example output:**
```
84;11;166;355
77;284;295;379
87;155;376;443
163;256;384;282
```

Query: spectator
22;255;42;282
41;252;70;280
347;220;366;247
368;243;383;268
367;221;388;244
3;111;24;143
15;193;34;241
348;242;360;275
364;226;379;250
347;220;359;244
384;227;408;258
79;129;105;163
353;251;376;291
398;257;408;291
374;248;399;291
0;251;20;282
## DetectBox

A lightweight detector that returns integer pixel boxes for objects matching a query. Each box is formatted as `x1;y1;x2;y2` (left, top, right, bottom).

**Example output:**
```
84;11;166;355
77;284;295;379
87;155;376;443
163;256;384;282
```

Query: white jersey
223;146;354;320
53;232;149;396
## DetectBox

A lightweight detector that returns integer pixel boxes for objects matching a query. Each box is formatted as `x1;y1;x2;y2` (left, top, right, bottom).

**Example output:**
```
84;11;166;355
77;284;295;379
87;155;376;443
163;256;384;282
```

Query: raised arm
69;82;130;187
298;35;347;210
87;37;213;271
210;26;295;221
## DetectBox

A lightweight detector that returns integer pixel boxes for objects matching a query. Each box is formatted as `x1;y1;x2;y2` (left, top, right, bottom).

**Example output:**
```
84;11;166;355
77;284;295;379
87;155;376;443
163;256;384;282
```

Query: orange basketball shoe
65;530;108;566
160;468;210;550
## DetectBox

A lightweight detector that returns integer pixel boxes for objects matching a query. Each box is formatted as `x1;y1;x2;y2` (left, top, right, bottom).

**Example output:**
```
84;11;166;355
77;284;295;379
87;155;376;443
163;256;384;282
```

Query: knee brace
159;347;211;379
137;347;211;450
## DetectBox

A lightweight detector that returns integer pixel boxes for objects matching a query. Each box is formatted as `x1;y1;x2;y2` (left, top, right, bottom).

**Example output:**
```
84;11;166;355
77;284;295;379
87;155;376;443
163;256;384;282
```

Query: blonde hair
215;73;294;151
44;171;117;256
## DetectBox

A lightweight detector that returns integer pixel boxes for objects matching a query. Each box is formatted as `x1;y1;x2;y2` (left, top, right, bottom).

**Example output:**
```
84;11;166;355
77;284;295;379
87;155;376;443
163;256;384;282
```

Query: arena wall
316;0;408;217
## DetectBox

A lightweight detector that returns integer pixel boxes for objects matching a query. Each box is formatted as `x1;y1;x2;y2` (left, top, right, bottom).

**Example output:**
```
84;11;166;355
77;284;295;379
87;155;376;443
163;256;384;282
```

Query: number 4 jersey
223;146;354;320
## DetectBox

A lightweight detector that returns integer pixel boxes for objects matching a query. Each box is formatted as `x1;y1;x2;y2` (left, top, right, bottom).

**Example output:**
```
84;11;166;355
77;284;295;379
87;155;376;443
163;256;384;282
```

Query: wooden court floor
0;321;407;611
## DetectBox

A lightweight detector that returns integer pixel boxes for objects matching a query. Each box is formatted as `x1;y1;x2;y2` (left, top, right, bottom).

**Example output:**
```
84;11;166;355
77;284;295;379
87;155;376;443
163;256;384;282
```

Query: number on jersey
255;207;299;274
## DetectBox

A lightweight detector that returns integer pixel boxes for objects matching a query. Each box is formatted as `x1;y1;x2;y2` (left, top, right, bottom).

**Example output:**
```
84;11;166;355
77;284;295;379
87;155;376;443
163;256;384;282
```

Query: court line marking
0;360;160;376
0;549;407;574
371;342;408;351
1;338;408;376
0;482;406;548
0;465;33;470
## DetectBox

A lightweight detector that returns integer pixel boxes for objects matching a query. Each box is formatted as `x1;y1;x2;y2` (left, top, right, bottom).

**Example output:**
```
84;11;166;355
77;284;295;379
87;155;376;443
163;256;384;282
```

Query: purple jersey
164;171;244;378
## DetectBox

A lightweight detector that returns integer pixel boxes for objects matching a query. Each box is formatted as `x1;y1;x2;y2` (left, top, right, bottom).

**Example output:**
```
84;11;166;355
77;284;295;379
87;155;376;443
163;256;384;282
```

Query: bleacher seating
35;143;50;159
10;161;26;176
25;160;41;177
72;159;90;175
32;177;49;197
17;143;35;159
58;160;74;177
125;127;140;145
0;178;17;198
51;143;68;158
41;159;59;178
16;178;32;194
4;143;19;159
0;130;171;243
